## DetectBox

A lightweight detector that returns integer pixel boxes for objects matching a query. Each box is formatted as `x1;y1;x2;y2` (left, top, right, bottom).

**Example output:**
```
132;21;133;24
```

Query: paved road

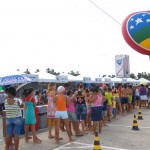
0;108;150;150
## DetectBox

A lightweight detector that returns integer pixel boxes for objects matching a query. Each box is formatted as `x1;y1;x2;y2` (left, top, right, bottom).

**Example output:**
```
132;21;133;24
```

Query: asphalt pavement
0;108;150;150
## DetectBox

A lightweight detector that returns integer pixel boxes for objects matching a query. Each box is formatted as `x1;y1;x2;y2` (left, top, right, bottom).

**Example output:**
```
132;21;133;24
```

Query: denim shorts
112;108;117;115
55;111;68;119
68;112;77;122
76;104;87;120
121;97;128;104
6;117;22;136
91;106;102;121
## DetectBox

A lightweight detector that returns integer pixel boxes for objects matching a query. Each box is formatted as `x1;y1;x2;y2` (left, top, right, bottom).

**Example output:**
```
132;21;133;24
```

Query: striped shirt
5;99;21;118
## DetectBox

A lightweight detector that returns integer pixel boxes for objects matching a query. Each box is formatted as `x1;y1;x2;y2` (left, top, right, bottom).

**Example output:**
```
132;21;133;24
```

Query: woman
5;87;23;150
139;84;147;108
113;86;122;115
47;83;56;139
55;86;73;144
90;86;105;134
23;88;42;144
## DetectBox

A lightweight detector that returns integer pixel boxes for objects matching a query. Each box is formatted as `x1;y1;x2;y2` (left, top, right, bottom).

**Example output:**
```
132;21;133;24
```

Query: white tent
111;77;122;83
35;72;56;82
126;78;140;83
138;78;150;83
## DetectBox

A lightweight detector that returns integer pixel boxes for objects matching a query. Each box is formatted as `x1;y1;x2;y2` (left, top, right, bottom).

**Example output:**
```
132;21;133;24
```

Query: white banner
95;78;102;83
83;77;91;83
105;78;111;83
122;78;127;83
115;55;124;78
21;74;39;82
124;55;130;78
56;75;68;83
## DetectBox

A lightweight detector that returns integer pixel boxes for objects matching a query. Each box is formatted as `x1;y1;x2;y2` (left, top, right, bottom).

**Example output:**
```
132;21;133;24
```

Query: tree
130;73;136;79
24;69;31;74
137;72;150;80
46;68;60;75
35;69;40;73
68;70;80;76
108;75;115;78
102;74;106;77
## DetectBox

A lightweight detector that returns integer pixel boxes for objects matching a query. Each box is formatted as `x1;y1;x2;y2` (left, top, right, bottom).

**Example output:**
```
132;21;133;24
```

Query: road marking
107;123;150;129
54;142;130;150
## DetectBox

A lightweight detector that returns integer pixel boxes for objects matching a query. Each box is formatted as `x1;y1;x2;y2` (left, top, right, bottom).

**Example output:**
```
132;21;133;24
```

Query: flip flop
59;137;63;140
48;136;55;139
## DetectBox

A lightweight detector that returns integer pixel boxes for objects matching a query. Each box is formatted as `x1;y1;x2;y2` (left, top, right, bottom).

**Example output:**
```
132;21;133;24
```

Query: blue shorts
121;97;128;104
6;117;22;136
76;104;87;120
55;111;68;119
112;108;117;115
135;96;140;100
68;112;77;122
91;106;102;121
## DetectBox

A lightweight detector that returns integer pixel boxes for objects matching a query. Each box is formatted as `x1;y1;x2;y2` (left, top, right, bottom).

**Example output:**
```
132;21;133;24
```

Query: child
104;87;112;121
112;96;117;118
85;89;92;132
66;90;79;136
102;98;108;126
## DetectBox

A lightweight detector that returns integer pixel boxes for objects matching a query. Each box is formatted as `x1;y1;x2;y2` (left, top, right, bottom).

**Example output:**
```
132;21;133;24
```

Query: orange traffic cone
93;132;101;150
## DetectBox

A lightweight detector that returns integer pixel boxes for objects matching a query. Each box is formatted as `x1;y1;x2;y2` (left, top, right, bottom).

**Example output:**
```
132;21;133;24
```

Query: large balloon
122;11;150;55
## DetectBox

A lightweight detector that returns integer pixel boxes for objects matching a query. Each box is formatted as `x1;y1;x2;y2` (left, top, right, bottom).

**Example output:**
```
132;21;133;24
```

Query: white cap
57;86;65;94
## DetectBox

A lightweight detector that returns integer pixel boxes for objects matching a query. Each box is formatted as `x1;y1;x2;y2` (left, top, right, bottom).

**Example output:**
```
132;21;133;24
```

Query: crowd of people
0;82;150;150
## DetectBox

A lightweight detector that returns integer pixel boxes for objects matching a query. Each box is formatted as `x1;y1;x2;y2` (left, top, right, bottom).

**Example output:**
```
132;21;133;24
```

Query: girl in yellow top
55;86;73;144
128;85;133;112
112;96;117;118
104;86;112;121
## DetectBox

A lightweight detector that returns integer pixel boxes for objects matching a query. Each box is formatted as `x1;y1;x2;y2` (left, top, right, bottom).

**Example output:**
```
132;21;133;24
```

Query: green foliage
35;69;40;73
102;74;106;77
68;70;80;76
46;68;60;75
108;75;115;78
23;69;31;74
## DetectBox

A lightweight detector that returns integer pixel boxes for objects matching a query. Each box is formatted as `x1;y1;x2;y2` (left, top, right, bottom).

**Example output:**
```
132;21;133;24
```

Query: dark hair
64;83;69;88
6;87;16;97
85;88;89;93
67;90;72;96
23;87;34;96
79;85;84;89
35;90;40;96
108;87;112;92
92;86;99;93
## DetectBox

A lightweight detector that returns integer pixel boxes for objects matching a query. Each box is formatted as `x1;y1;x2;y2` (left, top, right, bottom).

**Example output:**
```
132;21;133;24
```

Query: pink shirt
67;97;75;112
92;94;102;107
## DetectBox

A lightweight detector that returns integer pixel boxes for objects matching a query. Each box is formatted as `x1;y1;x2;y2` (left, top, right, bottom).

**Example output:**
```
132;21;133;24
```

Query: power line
89;0;121;25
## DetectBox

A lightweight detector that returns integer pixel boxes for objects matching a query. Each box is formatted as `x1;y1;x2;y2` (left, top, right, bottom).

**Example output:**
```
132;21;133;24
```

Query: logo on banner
56;75;68;83
83;77;91;83
95;78;102;83
116;59;122;65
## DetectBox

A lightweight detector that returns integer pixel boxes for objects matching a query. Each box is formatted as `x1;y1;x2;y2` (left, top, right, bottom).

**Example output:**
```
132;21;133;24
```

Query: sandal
48;135;55;139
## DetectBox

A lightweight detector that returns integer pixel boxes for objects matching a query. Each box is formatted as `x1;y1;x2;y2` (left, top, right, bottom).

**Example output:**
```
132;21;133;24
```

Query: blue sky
0;0;150;77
